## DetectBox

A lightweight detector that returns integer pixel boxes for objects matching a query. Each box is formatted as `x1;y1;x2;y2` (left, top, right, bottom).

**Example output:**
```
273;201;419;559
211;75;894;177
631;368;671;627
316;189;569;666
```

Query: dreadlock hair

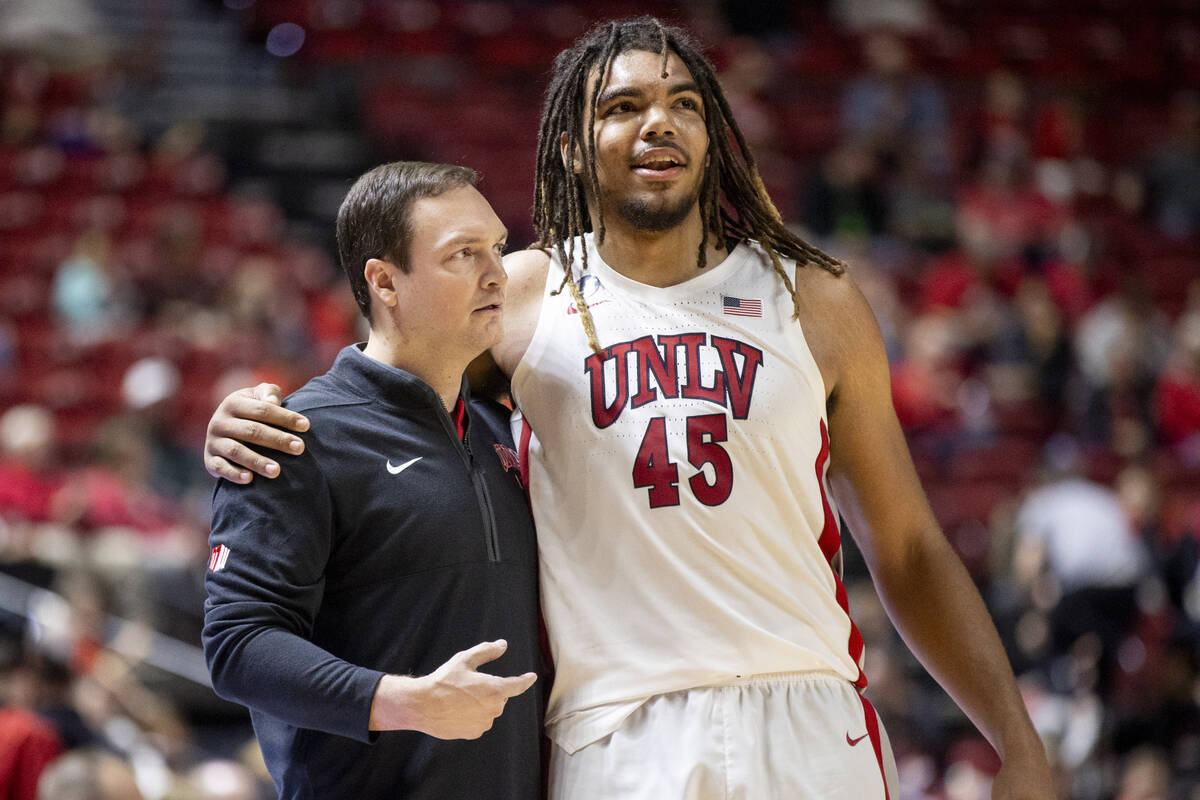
532;16;845;354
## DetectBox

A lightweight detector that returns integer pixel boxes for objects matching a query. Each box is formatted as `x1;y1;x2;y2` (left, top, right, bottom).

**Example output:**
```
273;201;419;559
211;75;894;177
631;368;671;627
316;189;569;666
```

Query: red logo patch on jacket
493;444;522;486
208;544;231;572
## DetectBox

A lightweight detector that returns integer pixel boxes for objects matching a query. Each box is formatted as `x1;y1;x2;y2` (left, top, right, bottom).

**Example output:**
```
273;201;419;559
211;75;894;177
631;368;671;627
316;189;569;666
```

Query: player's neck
362;333;464;412
592;209;728;288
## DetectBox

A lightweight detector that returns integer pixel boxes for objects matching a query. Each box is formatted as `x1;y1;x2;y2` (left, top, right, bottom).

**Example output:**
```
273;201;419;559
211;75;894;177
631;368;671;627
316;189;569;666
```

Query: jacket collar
328;344;468;413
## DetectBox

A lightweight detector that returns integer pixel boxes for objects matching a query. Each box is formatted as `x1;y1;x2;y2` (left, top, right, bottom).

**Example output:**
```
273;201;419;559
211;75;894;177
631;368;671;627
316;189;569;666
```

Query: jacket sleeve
202;446;385;743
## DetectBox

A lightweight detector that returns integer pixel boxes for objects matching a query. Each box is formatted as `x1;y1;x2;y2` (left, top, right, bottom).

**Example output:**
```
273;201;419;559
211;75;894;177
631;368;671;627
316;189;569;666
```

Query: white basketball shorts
548;672;899;799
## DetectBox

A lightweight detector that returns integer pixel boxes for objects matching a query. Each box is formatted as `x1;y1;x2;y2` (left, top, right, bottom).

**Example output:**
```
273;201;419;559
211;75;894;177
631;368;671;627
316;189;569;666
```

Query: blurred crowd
0;1;1198;799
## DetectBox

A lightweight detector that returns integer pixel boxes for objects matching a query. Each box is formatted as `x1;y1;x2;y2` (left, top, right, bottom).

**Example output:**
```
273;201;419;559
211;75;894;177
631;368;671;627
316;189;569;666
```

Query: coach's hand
204;383;310;483
368;640;538;739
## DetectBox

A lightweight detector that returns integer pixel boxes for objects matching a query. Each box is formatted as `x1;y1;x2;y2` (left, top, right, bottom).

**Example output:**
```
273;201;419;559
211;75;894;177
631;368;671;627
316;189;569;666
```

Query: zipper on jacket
445;403;501;562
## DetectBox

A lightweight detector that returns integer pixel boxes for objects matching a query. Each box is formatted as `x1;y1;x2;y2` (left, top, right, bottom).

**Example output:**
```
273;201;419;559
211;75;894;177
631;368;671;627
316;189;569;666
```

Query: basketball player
204;18;1054;799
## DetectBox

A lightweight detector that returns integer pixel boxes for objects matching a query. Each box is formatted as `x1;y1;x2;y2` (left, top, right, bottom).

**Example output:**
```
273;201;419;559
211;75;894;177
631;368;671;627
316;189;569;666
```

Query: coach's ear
364;258;401;311
559;132;584;175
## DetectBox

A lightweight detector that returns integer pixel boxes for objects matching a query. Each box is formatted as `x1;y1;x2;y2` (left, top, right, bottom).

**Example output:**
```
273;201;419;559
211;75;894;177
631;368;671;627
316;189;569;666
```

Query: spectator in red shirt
0;644;63;800
1155;296;1200;450
0;405;62;524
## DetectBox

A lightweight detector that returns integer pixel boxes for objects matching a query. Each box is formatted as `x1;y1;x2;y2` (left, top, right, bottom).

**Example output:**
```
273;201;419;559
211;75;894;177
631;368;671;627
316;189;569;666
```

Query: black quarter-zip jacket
203;345;543;799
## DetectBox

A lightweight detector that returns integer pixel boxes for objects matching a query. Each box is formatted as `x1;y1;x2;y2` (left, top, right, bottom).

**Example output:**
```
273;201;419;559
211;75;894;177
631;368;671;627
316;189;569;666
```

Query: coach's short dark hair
336;161;478;320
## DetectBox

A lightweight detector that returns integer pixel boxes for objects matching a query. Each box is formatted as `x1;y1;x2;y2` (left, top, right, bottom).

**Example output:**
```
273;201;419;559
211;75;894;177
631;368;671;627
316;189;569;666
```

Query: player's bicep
822;286;939;571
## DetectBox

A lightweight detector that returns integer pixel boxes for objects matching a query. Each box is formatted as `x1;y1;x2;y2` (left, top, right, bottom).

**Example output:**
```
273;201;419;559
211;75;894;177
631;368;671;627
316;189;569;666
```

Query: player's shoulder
504;247;551;288
493;248;553;377
788;256;886;395
789;257;874;336
738;239;861;315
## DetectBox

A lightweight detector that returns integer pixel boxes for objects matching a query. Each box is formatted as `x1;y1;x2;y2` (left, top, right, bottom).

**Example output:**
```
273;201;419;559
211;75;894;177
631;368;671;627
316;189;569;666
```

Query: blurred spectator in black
718;0;789;40
134;210;210;320
1141;89;1200;239
984;278;1073;414
802;138;888;241
886;141;957;252
28;656;95;752
1075;280;1171;453
1014;436;1152;693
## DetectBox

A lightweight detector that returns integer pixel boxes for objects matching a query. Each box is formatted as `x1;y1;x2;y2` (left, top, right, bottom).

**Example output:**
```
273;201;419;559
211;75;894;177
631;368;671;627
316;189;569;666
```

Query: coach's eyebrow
436;227;510;251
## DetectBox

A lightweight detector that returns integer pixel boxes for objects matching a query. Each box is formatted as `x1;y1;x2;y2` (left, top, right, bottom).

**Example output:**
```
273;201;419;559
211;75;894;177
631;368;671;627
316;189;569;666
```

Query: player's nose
640;102;676;139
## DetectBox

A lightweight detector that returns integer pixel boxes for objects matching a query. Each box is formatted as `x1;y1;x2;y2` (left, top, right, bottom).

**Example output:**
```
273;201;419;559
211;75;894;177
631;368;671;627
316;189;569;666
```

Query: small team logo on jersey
567;273;612;315
208;544;231;572
493;443;523;486
578;274;602;298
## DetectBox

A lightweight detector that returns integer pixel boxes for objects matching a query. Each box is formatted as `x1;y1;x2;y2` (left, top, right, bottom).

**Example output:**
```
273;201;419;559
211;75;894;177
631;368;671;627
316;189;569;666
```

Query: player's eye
604;100;636;116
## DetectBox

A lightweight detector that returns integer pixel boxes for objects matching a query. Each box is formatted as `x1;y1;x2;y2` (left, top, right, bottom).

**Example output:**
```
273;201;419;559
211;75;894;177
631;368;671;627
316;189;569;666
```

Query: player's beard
608;180;703;232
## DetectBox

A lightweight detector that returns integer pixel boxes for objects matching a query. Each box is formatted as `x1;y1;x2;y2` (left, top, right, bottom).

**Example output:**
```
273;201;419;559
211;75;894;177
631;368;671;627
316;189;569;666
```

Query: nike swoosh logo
386;457;422;475
846;732;869;747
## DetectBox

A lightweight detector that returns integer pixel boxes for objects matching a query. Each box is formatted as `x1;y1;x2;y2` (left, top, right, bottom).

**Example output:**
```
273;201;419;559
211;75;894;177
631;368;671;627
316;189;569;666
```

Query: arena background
0;0;1197;797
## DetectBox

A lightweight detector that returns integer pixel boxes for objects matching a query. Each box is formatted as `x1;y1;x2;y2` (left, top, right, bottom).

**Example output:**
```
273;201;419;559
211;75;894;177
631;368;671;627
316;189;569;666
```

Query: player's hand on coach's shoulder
204;383;310;483
368;640;537;740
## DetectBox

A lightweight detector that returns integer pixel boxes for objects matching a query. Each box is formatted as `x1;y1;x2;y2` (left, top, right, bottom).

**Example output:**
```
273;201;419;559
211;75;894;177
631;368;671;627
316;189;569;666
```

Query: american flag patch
723;296;762;317
208;544;231;572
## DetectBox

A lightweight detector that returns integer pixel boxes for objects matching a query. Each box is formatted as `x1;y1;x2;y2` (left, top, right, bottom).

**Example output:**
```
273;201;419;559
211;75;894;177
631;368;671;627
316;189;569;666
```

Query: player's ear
559;132;583;175
364;258;401;310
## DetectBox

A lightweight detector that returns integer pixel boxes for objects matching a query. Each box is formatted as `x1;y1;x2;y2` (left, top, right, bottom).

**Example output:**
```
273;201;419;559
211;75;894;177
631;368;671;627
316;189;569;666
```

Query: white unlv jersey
511;235;866;753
